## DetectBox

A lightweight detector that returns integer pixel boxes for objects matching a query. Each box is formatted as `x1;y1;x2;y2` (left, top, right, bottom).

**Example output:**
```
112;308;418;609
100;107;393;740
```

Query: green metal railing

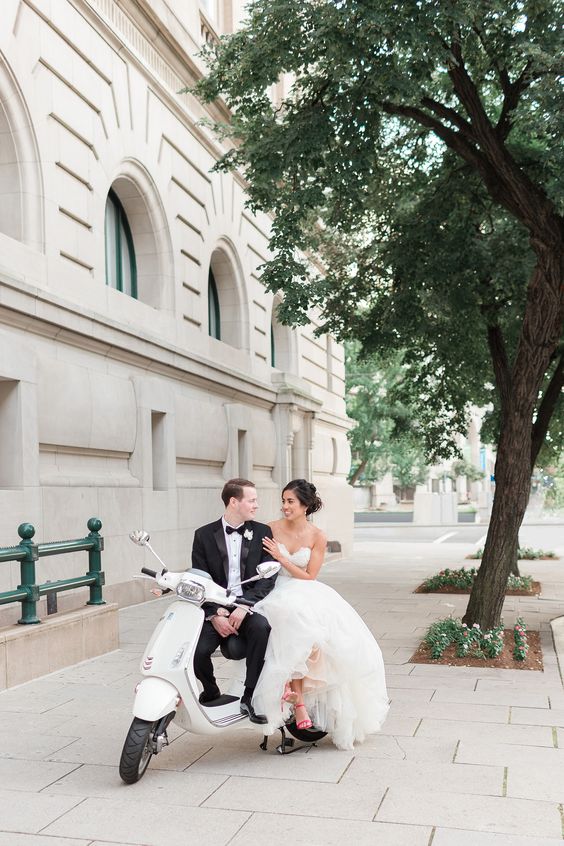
0;518;105;624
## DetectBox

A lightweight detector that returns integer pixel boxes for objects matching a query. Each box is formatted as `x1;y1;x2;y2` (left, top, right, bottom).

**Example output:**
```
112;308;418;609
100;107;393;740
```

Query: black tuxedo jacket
191;519;277;613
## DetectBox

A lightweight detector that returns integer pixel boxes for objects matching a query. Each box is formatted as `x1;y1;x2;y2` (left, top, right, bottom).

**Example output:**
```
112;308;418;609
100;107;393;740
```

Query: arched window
208;268;221;339
104;189;137;298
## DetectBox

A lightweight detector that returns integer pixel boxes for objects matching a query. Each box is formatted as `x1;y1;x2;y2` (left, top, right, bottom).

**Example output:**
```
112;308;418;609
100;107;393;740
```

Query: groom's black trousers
194;611;271;698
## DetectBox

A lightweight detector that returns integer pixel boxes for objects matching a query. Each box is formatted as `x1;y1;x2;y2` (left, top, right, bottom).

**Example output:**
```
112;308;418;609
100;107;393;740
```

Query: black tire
285;719;327;743
119;718;156;784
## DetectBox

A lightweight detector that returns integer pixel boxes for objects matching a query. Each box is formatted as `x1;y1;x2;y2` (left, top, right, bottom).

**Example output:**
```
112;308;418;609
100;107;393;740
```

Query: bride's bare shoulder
312;526;327;547
268;519;284;536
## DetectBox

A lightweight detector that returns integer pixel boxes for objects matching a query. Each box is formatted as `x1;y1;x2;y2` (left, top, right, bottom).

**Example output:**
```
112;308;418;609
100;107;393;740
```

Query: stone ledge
0;603;119;690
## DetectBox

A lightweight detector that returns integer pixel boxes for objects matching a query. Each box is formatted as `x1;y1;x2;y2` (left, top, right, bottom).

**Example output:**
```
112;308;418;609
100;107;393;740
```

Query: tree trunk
349;459;367;486
463;416;531;629
463;231;563;629
510;544;521;578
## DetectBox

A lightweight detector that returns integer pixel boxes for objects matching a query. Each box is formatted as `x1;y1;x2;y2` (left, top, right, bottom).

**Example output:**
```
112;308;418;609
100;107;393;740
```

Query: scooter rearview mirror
256;562;281;578
129;530;168;571
130;530;151;546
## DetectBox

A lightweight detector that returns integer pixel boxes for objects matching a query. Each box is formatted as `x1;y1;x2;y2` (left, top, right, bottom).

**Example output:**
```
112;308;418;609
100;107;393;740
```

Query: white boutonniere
243;528;253;541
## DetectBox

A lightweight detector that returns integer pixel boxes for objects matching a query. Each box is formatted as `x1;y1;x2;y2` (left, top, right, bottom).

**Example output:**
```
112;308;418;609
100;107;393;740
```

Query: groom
191;478;277;724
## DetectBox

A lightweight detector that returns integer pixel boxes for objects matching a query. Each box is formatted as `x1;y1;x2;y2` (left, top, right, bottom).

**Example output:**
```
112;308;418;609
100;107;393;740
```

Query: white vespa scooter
119;531;326;783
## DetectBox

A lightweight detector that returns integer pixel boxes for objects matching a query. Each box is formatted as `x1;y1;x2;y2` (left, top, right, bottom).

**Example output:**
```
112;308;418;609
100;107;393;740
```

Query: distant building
0;0;352;619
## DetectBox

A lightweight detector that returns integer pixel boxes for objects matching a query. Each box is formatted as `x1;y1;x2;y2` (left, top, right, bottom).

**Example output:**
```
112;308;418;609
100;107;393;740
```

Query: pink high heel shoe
294;702;313;730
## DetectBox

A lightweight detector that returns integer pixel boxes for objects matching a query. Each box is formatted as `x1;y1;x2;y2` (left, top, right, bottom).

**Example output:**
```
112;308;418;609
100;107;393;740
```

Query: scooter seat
220;634;247;661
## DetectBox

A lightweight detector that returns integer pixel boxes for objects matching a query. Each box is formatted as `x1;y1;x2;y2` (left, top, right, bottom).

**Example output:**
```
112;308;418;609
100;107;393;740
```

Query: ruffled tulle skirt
252;577;389;750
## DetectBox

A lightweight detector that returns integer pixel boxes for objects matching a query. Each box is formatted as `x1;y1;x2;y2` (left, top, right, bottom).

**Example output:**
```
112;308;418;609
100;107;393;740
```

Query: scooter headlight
176;580;206;605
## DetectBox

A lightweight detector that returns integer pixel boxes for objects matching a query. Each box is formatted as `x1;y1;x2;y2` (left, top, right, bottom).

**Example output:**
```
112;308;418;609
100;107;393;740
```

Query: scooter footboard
133;677;179;721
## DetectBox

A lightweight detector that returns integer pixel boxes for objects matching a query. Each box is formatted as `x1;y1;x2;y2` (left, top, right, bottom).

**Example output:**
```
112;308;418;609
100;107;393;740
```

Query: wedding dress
252;544;389;750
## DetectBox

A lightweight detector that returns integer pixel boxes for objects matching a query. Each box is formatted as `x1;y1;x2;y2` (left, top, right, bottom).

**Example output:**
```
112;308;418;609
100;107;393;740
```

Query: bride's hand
262;536;281;561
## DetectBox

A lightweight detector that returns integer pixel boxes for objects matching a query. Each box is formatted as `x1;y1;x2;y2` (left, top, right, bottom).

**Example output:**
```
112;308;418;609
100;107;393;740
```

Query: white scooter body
133;570;247;734
132;568;249;734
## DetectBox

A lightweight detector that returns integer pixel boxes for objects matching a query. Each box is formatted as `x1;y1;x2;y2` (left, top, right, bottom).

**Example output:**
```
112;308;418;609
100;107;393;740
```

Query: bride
252;479;389;750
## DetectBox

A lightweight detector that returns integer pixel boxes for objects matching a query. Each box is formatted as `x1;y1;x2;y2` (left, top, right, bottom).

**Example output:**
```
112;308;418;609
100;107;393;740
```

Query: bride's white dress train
252;544;389;750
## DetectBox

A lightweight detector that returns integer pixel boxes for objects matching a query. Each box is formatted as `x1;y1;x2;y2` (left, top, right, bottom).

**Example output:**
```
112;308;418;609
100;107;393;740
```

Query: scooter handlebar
141;567;157;578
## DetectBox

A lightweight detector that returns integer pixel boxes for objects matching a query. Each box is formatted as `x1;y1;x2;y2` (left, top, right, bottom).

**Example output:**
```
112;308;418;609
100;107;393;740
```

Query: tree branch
496;62;532;141
380;101;492;180
446;41;553;233
530;353;564;469
420;96;475;140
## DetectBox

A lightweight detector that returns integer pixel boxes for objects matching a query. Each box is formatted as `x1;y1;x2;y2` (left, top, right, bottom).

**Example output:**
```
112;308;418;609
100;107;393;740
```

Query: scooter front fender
133;676;180;722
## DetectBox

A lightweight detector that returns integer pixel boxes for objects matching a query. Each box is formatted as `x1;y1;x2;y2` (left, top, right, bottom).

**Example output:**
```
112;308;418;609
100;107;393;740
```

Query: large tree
195;0;564;629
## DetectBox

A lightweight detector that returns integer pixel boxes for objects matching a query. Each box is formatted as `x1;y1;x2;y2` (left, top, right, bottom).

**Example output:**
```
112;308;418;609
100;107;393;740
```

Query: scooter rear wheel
119;717;157;784
285;719;327;743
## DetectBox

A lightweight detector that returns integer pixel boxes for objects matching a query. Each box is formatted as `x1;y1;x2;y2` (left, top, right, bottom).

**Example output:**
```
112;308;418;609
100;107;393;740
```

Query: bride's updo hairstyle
283;479;323;516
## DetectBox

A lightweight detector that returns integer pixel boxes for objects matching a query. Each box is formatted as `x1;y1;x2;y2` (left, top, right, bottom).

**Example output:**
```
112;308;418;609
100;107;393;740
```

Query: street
355;523;564;549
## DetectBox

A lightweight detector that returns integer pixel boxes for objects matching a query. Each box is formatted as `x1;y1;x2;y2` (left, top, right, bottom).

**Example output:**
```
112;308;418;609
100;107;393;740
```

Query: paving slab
389;700;510;724
511;705;564;726
506;761;564;803
228;812;432;846
342;757;504;797
351;734;459;762
188;741;354;782
43;763;229;806
202;774;385;820
0;758;80;791
432;829;563;846
415;717;554;746
376;786;562;838
0;835;90;846
0;788;83;835
42;797;250;846
431;687;550;707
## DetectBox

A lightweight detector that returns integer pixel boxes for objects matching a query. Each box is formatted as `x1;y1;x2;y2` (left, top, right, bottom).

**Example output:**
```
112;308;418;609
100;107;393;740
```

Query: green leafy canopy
194;0;563;460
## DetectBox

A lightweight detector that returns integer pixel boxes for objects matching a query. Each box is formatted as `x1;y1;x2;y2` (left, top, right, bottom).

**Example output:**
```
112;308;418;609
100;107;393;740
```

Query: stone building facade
0;0;352;619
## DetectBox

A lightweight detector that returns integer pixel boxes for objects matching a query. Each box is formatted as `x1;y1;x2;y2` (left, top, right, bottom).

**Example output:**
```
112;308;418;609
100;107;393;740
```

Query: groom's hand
228;607;248;631
211;616;238;637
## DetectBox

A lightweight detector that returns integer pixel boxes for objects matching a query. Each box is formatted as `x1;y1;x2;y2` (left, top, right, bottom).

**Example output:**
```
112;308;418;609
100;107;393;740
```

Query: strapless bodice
277;542;311;576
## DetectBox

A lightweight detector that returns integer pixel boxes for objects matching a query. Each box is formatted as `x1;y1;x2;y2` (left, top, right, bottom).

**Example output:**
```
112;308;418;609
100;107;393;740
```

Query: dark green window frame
271;324;276;367
104;188;137;298
208;269;221;339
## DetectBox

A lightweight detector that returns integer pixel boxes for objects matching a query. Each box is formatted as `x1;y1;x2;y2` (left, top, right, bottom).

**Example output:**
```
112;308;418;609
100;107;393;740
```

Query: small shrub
469;547;556;560
421;567;533;593
424;617;505;660
513;617;529;661
507;573;533;591
423;567;476;591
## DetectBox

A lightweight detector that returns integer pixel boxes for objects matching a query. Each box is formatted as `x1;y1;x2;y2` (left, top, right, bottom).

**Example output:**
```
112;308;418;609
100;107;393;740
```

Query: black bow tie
226;524;245;535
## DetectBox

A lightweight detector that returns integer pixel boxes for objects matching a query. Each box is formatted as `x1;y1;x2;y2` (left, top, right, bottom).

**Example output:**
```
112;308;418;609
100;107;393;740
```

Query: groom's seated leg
194;620;222;702
220;634;248;661
240;612;271;690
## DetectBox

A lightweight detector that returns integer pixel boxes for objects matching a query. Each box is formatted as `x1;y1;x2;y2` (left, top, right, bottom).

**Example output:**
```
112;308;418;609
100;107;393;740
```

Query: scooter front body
134;596;247;735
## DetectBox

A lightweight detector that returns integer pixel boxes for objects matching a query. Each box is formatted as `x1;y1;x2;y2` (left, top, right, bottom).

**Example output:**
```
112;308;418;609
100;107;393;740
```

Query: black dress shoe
199;688;221;704
240;695;268;724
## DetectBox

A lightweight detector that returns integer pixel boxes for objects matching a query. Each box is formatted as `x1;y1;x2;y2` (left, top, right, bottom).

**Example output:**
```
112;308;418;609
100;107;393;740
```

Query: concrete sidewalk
1;538;564;846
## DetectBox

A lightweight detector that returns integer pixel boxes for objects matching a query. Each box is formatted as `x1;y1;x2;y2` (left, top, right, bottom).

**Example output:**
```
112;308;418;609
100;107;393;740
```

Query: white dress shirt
222;517;244;597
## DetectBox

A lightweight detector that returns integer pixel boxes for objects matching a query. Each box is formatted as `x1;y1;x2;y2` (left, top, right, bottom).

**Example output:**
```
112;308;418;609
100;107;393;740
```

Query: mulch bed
414;581;542;596
409;630;543;671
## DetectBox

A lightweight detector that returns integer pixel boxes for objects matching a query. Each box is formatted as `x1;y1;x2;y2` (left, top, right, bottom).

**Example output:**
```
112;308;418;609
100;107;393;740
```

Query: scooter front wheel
119;717;157;784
